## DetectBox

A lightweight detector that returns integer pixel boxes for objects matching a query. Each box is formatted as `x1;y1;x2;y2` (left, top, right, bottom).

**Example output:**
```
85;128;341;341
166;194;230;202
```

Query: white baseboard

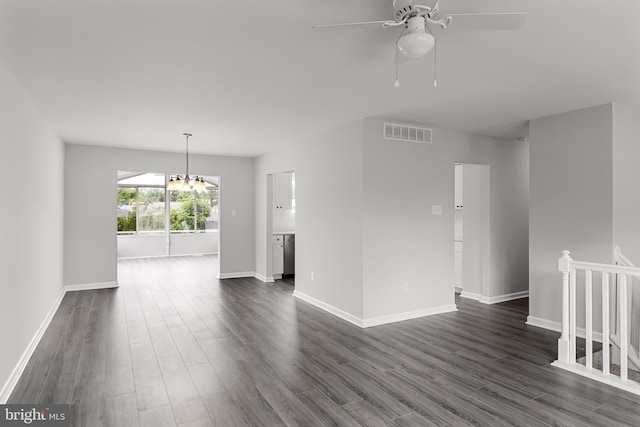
551;360;640;396
254;273;275;283
64;281;119;292
0;288;66;404
118;252;219;260
481;290;529;304
460;291;482;301
526;315;604;343
460;290;529;305
362;304;458;328
293;291;458;329
293;291;363;327
217;272;255;279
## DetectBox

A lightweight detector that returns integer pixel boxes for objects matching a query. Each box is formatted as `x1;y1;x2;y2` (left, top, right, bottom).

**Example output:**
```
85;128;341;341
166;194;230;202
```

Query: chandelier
168;133;207;193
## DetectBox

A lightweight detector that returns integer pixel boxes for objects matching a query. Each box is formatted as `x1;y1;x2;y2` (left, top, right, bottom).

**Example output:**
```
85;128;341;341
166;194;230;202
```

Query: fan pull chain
394;48;400;87
433;39;438;87
424;23;438;87
394;28;406;88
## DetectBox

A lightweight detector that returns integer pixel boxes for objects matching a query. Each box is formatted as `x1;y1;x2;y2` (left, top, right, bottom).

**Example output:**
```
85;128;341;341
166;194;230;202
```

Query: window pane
204;188;219;231
138;188;165;234
196;188;219;231
117;187;137;234
169;188;219;232
170;190;195;232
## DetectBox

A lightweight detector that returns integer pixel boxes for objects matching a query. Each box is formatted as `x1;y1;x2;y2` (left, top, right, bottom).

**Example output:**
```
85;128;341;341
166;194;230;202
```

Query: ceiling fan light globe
397;32;435;58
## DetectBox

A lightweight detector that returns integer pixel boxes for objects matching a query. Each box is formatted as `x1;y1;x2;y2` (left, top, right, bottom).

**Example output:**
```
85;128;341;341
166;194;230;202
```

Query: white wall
489;135;530;299
0;61;64;401
116;232;219;258
362;121;455;318
117;231;218;258
254;119;529;325
613;103;640;263
460;164;490;300
612;103;640;348
169;232;218;256
254;121;365;318
65;145;254;286
361;120;528;320
529;104;613;328
117;235;166;258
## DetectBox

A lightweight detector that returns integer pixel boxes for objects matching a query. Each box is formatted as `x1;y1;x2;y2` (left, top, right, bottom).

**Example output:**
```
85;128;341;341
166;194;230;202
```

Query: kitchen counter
274;231;295;235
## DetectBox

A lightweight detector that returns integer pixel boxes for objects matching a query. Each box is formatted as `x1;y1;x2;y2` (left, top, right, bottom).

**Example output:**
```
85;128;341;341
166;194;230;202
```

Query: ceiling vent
383;122;432;144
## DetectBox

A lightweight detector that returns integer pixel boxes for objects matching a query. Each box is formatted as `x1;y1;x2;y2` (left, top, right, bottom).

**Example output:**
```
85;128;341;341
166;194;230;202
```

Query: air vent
383;123;432;144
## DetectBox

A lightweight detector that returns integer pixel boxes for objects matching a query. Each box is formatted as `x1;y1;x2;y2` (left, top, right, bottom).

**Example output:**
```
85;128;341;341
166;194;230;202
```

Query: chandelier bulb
394;79;400;88
433;79;438;88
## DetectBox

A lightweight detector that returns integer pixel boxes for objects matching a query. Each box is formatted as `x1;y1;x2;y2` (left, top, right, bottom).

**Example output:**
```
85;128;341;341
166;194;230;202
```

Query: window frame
117;175;219;237
117;183;167;236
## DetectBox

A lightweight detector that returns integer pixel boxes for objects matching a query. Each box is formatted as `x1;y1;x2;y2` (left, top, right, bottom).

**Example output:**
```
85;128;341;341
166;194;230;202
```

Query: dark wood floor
9;255;640;426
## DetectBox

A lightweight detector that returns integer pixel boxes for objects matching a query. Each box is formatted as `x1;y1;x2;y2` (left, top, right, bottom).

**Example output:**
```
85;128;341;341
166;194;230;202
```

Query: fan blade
312;20;395;32
444;12;527;31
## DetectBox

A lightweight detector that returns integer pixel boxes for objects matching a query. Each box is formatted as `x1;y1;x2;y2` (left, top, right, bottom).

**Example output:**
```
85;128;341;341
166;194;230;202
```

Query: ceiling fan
312;0;527;64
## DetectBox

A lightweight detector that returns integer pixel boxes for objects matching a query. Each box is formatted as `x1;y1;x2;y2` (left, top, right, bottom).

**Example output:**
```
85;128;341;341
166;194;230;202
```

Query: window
117;188;137;234
170;187;219;233
117;172;218;236
138;188;165;234
117;186;165;235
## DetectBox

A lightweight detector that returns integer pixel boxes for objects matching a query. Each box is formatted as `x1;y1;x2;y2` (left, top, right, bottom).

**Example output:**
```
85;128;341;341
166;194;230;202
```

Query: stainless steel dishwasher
283;234;295;276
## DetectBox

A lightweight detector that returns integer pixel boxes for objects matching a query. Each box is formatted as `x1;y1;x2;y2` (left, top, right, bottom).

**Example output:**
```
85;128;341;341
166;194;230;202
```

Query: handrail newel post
558;250;572;363
552;247;640;394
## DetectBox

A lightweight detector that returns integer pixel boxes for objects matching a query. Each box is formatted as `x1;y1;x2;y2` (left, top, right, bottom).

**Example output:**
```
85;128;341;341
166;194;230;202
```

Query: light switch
231;209;237;217
432;205;442;215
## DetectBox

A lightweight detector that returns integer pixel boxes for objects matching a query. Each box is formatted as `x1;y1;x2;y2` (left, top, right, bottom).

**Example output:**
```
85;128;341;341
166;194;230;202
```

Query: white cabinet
455;164;463;210
273;172;292;210
272;235;284;276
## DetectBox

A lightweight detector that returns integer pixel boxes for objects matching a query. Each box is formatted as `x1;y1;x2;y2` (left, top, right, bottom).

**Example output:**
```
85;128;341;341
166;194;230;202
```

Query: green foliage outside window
138;188;165;233
118;188;136;204
117;215;137;232
117;188;137;234
117;182;218;235
117;187;166;234
170;189;217;231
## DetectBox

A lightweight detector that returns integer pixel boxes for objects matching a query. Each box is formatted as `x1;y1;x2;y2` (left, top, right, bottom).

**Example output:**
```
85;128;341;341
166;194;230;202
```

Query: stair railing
612;247;640;370
554;250;640;395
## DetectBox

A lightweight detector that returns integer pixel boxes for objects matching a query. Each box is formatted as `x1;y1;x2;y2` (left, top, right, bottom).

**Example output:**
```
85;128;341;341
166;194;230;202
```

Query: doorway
116;171;220;271
454;163;490;301
267;171;295;284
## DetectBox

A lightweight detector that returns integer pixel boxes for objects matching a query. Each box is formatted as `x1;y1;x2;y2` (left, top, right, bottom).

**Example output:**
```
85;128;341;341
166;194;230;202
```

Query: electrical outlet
231;209;237;217
402;282;409;293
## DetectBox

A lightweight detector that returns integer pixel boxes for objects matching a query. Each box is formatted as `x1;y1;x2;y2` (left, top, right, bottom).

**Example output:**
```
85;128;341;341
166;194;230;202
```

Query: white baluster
611;273;621;365
558;250;572;363
620;274;628;381
627;275;634;360
585;270;593;370
602;271;610;375
570;267;577;362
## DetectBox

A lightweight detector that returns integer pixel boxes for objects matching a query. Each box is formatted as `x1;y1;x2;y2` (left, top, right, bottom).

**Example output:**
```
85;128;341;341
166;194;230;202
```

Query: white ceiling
1;0;639;157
